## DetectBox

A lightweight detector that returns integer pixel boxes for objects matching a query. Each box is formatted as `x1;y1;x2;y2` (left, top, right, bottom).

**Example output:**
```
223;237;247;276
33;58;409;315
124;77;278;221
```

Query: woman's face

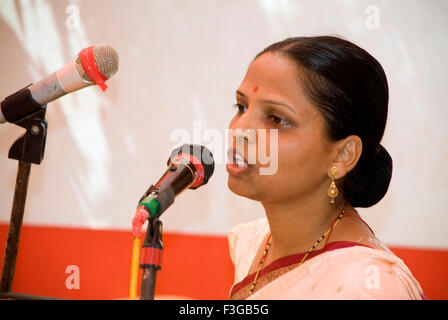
227;52;336;203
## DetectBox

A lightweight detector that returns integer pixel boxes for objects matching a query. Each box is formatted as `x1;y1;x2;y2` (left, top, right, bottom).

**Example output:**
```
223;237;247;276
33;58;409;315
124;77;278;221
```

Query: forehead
238;52;316;116
240;52;299;91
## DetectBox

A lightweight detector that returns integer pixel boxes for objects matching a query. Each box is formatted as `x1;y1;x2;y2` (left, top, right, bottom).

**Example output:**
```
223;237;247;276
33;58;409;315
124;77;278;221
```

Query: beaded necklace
249;205;347;295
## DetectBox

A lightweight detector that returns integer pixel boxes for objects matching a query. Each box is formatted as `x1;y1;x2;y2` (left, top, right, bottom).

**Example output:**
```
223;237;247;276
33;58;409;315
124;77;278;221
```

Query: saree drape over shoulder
228;218;426;300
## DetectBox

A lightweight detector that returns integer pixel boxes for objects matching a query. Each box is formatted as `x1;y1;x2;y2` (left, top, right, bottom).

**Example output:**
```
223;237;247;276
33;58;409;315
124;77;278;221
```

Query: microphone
0;44;119;124
137;144;215;219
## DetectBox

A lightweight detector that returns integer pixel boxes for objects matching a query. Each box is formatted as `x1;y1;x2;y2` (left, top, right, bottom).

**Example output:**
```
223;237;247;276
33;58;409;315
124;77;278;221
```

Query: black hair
256;36;392;208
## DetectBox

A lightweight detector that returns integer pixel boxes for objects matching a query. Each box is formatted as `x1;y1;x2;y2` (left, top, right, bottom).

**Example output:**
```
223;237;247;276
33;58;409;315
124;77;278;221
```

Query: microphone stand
0;104;52;300
139;216;163;300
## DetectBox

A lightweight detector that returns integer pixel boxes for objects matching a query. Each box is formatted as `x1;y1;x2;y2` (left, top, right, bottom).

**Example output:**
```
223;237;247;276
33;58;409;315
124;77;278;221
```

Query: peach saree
228;218;426;300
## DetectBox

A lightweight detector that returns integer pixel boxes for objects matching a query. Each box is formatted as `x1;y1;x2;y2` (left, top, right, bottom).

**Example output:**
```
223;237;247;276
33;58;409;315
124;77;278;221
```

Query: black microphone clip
138;183;175;219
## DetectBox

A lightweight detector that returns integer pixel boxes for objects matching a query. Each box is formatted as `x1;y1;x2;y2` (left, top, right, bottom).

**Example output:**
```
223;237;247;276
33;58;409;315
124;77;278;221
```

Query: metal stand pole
0;107;48;297
0;161;31;293
139;217;163;300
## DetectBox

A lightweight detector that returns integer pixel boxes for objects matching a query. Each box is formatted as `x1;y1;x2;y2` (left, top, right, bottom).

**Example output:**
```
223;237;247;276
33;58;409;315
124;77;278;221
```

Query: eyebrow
236;90;297;115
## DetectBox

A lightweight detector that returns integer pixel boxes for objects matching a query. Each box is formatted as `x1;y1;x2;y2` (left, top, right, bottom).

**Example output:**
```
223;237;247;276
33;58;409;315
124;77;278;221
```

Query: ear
328;135;363;179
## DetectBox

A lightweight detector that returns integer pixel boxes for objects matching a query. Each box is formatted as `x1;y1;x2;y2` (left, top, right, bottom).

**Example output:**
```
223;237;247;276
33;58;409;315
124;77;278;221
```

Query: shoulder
228;217;269;243
328;211;392;252
228;217;269;262
227;218;269;282
259;245;426;300
320;246;426;299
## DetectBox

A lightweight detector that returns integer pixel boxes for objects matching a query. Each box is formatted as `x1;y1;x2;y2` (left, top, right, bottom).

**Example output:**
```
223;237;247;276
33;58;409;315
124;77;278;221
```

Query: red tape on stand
140;247;163;267
132;205;149;238
79;46;108;91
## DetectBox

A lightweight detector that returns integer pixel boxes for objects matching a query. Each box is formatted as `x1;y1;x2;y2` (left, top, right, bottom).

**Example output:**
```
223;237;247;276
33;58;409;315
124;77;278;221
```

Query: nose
228;127;257;148
229;111;257;145
237;128;256;144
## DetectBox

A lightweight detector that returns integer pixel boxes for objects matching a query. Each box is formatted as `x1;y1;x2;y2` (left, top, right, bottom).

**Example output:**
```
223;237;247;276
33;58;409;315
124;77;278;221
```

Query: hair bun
342;144;393;208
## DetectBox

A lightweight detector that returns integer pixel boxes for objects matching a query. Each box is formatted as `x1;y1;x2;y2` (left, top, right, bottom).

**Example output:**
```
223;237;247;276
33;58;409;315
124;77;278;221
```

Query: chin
227;175;262;201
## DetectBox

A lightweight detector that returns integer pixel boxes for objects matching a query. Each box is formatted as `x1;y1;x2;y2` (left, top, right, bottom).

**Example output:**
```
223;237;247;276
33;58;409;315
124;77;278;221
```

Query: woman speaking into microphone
226;36;425;300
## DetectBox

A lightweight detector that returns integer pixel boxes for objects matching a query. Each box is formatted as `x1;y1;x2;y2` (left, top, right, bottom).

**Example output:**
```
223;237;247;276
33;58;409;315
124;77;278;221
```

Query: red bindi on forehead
253;86;258;93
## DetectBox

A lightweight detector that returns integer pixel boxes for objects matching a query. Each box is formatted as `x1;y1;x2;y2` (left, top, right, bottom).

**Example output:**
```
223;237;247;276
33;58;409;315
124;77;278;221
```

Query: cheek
277;139;305;177
274;133;329;186
279;136;317;165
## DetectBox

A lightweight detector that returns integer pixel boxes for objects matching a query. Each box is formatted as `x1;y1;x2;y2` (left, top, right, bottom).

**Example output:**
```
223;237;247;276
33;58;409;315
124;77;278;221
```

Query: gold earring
327;166;339;204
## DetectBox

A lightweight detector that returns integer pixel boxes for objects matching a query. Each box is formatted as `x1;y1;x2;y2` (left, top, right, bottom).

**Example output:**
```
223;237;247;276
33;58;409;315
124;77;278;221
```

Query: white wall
0;0;447;249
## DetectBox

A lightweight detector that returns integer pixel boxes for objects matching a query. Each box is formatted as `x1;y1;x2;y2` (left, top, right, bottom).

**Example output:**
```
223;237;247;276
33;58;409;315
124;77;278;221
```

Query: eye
232;103;247;113
268;115;291;127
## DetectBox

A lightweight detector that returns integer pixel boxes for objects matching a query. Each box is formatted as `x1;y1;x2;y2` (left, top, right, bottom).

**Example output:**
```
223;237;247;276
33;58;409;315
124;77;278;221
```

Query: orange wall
0;224;446;300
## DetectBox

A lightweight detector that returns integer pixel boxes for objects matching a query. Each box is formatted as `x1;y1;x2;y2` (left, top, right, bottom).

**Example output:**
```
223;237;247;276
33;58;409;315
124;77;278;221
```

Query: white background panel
0;0;447;249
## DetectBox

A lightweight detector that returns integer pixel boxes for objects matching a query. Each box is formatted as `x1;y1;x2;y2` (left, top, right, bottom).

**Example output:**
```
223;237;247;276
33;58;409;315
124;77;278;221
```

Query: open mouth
233;152;249;168
227;148;249;168
226;148;253;176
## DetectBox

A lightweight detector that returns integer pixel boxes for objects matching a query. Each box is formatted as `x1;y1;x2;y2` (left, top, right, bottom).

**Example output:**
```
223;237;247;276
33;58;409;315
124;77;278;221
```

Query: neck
261;192;346;261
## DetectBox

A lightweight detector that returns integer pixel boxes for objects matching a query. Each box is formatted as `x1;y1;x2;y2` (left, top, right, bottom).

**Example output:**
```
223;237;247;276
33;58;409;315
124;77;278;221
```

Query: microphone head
75;44;119;82
167;144;215;189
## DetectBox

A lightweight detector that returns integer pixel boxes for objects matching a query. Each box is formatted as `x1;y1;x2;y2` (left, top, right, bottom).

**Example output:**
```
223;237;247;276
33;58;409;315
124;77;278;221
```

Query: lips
227;148;249;168
226;147;253;175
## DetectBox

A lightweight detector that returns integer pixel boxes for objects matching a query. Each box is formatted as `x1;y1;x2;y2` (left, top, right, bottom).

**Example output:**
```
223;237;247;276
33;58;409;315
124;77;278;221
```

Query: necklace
249;205;347;295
